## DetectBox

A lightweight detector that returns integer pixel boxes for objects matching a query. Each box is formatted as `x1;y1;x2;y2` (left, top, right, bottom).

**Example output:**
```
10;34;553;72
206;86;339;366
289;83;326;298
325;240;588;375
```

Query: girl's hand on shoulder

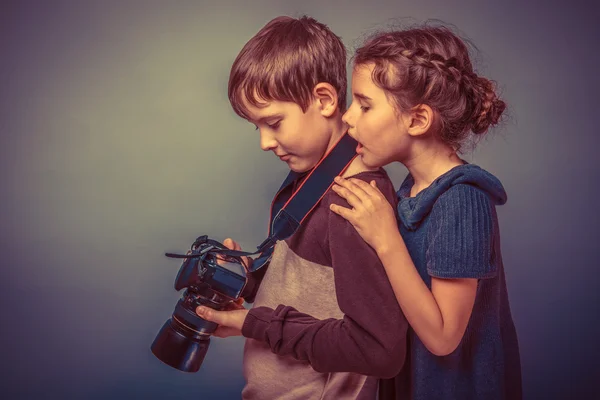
330;176;400;254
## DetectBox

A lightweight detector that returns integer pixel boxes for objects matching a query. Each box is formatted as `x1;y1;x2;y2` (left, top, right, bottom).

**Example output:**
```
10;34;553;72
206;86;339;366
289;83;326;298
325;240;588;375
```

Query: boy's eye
360;105;370;112
253;120;282;131
267;121;281;129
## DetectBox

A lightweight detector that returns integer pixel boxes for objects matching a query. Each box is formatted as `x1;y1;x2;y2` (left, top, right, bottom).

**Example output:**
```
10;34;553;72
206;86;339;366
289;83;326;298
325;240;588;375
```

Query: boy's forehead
240;90;285;121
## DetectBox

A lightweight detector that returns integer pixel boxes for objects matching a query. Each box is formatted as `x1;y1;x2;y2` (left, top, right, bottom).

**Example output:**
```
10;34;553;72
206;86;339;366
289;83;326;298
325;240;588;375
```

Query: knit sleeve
426;184;497;279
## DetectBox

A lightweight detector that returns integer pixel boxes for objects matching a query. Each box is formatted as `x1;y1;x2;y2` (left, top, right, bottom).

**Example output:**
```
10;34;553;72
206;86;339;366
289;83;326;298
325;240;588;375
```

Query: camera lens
151;298;218;372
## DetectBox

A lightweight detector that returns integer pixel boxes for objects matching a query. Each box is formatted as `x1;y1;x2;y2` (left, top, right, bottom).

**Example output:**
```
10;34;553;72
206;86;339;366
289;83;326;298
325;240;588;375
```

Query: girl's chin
359;153;385;169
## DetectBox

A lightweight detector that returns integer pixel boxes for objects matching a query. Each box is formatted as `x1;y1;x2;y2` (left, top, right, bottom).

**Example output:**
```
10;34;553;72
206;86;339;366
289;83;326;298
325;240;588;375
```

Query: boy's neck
323;116;348;155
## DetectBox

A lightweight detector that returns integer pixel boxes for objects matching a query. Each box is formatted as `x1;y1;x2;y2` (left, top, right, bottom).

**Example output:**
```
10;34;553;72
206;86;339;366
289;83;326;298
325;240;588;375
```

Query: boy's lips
277;154;292;161
356;142;363;154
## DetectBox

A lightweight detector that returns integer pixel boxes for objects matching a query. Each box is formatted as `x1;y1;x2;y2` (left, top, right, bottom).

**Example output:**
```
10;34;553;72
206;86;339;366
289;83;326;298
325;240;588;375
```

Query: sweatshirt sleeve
426;184;498;279
241;172;408;378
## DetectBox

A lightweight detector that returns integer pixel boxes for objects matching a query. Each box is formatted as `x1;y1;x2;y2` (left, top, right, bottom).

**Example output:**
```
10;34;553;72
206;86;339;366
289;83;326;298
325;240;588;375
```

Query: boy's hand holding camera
199;238;250;338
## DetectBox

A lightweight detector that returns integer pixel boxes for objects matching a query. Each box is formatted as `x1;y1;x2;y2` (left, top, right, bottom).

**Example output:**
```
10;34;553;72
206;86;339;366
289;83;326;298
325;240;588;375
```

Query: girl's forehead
352;63;373;77
352;66;385;97
351;69;370;88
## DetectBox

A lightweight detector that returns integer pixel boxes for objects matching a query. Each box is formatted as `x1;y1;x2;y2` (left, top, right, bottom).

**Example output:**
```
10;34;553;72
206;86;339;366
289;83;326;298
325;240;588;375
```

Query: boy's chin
286;158;316;173
289;164;312;173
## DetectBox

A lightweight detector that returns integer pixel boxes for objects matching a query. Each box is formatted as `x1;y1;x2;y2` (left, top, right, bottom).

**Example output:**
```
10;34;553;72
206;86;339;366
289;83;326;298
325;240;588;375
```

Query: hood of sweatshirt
396;164;507;231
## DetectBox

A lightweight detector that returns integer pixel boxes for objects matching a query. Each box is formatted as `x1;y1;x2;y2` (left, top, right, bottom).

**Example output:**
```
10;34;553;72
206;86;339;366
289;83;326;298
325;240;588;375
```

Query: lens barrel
151;298;218;372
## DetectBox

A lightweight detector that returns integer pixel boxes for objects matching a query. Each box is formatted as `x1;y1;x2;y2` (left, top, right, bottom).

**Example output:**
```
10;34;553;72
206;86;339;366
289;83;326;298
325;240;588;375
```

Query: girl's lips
356;142;363;154
279;154;292;161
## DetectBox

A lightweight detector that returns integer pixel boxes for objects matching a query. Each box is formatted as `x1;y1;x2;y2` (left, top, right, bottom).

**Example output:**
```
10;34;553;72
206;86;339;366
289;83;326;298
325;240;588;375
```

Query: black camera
151;235;256;372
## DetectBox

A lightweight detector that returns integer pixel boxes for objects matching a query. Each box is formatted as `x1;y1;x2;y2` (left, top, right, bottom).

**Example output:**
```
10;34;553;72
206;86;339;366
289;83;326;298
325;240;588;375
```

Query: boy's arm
241;175;408;378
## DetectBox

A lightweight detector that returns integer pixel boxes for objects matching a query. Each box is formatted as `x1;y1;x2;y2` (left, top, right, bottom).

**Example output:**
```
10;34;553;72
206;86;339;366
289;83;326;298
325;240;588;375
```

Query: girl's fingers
349;178;384;199
334;176;370;201
330;203;356;223
331;184;363;209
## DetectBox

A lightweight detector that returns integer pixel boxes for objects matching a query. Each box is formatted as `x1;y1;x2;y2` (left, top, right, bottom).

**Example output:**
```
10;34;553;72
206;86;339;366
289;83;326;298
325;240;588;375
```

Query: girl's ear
406;104;435;137
313;83;339;117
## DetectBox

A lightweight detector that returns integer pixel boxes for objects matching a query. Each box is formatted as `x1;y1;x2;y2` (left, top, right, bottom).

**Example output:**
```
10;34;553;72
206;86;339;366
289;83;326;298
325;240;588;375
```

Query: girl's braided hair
354;26;505;150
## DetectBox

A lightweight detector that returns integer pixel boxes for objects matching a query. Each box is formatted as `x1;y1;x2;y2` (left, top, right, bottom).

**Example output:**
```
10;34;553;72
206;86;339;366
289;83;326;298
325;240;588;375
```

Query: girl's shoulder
430;183;496;222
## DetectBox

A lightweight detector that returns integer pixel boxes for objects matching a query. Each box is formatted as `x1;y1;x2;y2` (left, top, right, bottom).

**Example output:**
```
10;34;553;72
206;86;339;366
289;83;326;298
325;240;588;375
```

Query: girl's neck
402;140;464;197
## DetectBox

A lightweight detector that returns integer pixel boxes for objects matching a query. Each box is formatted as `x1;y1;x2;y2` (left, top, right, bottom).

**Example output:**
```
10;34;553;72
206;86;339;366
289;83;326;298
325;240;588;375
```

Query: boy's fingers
221;238;250;270
231;242;251;271
232;240;242;251
225;298;245;310
224;238;238;250
196;307;246;331
216;239;233;265
196;306;226;325
242;257;251;272
213;326;240;338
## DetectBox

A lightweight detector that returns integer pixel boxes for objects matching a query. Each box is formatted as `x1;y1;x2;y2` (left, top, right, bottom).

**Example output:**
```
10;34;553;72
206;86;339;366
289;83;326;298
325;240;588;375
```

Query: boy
196;16;408;399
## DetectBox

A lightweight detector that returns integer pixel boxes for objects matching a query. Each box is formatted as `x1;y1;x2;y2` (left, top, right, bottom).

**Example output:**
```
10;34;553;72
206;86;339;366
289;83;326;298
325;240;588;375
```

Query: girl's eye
360;105;370;112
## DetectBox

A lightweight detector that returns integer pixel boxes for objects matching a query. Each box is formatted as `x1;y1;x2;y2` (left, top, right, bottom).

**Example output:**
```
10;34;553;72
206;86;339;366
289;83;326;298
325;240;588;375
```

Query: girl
330;26;522;399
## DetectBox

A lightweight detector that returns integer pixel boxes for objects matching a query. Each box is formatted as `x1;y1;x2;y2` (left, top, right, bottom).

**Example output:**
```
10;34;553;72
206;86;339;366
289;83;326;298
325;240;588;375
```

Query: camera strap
249;132;358;271
166;132;358;272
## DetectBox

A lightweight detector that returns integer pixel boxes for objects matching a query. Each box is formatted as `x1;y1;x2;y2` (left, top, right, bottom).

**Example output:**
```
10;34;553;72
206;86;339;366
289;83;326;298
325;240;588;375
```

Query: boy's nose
260;130;277;151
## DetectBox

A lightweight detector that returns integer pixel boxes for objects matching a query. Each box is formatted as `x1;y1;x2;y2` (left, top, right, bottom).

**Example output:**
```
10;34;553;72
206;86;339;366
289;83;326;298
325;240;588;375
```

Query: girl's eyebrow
354;93;372;101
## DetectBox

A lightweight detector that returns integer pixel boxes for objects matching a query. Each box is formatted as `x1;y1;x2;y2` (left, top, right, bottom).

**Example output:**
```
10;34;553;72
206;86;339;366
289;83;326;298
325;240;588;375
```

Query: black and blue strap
166;132;358;272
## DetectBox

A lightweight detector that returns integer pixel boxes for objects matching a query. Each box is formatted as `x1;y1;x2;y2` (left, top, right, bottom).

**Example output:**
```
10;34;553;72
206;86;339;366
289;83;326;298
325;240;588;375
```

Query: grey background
1;0;597;398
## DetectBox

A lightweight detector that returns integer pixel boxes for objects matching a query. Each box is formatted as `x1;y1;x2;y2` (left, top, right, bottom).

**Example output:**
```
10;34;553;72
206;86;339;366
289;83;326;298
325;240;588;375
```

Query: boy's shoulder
327;160;396;207
285;166;396;268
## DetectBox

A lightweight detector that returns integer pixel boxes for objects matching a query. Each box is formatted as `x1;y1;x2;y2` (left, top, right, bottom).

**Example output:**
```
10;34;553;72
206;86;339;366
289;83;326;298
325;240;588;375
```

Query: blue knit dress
382;164;522;400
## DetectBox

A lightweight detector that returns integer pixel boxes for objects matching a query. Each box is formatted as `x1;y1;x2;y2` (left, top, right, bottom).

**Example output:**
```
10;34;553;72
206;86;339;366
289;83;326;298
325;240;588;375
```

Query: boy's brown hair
228;16;347;119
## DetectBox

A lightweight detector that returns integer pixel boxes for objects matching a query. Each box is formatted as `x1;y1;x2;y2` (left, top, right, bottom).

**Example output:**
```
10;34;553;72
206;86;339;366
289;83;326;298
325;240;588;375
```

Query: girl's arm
331;177;482;356
376;230;477;356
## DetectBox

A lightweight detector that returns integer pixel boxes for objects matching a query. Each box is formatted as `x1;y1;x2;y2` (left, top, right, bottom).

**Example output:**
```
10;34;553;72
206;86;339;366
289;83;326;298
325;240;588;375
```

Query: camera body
151;235;254;372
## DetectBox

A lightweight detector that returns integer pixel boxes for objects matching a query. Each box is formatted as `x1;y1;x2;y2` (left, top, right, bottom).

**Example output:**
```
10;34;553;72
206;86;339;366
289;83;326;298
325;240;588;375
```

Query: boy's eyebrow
256;113;284;123
354;92;372;102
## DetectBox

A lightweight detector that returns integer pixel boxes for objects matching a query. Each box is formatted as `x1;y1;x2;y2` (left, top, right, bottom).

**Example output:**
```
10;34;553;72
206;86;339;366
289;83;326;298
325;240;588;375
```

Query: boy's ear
405;104;435;137
312;83;338;117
